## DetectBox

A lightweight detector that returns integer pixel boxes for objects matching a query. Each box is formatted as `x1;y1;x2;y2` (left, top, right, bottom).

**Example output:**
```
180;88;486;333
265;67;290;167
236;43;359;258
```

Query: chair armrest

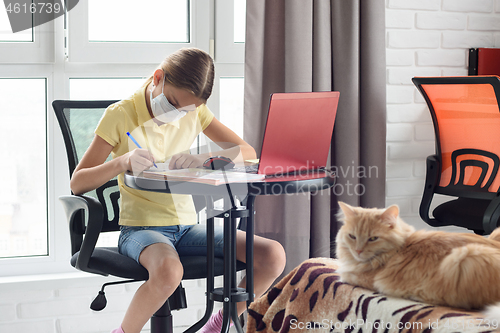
483;193;500;234
419;155;441;226
59;195;107;276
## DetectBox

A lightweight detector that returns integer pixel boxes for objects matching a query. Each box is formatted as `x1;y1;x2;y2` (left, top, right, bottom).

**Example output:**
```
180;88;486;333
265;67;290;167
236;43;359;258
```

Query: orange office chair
412;76;500;235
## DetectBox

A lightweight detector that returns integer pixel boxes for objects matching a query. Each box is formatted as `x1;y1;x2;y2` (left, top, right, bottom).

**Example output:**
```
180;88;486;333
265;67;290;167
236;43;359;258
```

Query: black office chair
53;100;246;333
412;76;500;235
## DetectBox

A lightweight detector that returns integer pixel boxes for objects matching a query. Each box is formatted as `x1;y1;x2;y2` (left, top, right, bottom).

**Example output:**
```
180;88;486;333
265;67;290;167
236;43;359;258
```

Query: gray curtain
244;0;386;276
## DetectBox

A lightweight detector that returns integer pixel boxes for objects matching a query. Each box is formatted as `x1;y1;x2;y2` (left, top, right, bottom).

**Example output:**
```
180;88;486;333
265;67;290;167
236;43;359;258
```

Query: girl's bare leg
121;243;184;333
234;230;286;315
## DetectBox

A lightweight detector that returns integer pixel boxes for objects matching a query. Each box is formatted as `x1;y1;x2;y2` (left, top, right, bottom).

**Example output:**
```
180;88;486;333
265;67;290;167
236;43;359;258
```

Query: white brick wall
0;273;218;333
387;0;441;11
385;0;500;229
443;0;493;13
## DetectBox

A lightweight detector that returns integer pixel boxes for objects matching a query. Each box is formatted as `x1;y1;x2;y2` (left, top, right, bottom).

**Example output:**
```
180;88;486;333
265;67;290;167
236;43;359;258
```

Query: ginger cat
335;201;500;312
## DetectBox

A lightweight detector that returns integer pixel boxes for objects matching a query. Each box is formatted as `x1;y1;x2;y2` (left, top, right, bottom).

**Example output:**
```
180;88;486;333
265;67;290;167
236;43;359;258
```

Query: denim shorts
118;224;224;263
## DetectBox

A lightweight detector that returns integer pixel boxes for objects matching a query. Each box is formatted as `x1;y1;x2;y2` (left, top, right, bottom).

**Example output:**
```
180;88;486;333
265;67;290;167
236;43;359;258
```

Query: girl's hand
125;148;156;175
169;153;208;169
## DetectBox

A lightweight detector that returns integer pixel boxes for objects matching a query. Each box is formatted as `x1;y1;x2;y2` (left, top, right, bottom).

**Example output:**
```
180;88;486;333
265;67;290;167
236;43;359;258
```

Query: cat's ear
338;201;356;221
381;205;399;229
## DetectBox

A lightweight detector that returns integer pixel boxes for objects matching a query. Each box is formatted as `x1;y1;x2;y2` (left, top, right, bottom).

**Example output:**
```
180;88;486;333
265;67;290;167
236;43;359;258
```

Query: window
215;0;245;63
220;77;245;138
0;78;47;259
234;0;246;43
69;78;146;100
68;0;209;63
0;0;246;276
88;0;189;43
0;8;32;42
0;5;54;63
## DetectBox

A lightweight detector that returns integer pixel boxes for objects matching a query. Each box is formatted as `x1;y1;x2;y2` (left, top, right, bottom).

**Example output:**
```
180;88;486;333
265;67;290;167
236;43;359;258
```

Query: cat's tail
439;243;500;309
482;303;500;322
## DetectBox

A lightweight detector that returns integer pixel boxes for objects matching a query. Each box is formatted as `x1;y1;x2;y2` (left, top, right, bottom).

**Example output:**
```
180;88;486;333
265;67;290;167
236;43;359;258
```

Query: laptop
241;91;340;176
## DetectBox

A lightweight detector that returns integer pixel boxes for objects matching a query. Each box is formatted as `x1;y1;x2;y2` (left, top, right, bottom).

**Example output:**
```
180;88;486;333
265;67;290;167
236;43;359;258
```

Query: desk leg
184;204;215;333
245;195;255;308
187;196;250;333
230;205;245;333
222;208;232;333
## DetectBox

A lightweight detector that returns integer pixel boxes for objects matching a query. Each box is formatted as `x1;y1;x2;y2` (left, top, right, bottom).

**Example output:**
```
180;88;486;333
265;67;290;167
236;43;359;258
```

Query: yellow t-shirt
95;85;214;226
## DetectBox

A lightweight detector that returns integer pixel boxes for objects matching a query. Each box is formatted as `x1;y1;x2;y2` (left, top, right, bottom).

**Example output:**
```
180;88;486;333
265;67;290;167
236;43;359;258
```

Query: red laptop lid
258;91;340;175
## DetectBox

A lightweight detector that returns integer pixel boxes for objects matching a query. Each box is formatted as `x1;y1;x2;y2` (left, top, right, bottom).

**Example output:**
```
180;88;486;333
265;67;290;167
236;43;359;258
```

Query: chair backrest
53;100;121;236
469;48;500;76
412;76;500;199
54;100;209;247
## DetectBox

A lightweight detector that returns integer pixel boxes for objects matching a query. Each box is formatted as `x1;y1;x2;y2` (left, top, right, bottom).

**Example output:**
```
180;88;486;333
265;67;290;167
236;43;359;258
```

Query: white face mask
150;79;189;123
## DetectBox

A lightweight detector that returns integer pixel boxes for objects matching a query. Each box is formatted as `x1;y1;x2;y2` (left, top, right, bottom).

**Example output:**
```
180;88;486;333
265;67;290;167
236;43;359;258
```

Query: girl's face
150;70;204;112
152;83;203;110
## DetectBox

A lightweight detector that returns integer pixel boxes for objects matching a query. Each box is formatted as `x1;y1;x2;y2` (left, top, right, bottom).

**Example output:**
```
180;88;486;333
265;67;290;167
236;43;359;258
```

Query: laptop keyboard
232;164;259;174
232;164;334;177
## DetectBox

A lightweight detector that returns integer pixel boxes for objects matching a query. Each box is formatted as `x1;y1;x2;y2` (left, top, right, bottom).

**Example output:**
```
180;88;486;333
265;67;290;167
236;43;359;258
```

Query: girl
70;48;286;333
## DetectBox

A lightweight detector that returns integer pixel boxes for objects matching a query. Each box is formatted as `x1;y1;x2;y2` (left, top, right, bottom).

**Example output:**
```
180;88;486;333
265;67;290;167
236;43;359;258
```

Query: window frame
0;0;246;277
0;17;55;63
214;0;245;64
208;63;244;129
0;65;68;276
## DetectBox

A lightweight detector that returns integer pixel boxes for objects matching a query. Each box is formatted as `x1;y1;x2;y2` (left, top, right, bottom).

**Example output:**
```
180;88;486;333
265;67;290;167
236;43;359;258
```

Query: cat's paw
482;302;500;322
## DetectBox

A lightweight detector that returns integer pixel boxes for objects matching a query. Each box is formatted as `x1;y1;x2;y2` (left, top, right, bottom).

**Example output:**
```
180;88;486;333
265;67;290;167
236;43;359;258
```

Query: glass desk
124;170;336;333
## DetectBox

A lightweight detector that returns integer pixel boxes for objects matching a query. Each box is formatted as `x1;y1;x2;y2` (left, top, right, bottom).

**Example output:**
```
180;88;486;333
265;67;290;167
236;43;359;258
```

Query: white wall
385;0;500;229
0;273;216;333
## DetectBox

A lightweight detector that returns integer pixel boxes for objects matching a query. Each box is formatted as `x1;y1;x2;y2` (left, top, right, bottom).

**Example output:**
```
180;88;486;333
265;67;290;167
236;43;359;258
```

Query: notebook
241;91;340;176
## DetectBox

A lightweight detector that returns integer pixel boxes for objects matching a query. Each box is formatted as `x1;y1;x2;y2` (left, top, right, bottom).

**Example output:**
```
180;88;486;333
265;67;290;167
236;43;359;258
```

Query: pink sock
199;309;234;333
111;327;125;333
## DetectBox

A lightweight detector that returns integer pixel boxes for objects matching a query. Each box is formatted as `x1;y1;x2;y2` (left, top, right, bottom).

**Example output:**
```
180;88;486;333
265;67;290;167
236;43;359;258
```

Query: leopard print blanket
246;258;500;333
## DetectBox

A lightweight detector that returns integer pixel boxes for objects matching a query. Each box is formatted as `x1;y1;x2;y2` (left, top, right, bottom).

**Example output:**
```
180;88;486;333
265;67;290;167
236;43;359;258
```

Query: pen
126;132;158;168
